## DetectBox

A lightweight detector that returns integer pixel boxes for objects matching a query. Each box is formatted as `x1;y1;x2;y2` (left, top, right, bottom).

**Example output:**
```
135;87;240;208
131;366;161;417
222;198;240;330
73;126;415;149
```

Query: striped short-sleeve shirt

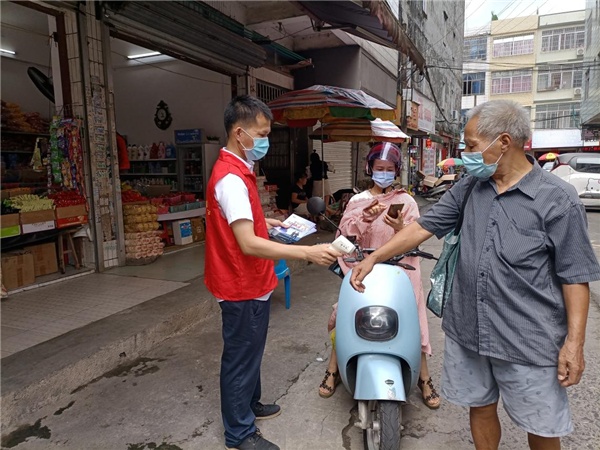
418;163;600;366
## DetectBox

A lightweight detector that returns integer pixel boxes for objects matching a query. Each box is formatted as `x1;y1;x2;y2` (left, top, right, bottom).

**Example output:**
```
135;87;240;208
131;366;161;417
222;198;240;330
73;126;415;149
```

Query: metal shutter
311;141;353;193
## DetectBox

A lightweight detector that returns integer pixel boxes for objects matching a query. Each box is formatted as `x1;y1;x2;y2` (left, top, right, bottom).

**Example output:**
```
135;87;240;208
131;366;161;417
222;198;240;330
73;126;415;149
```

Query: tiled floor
1;273;188;358
107;243;204;282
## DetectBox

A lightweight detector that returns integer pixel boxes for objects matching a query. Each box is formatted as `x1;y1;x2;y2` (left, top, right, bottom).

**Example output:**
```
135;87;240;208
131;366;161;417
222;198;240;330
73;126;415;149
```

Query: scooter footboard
354;354;406;401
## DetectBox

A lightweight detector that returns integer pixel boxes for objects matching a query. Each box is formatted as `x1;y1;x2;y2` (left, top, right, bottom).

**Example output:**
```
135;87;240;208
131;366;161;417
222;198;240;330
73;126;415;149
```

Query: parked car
550;153;600;209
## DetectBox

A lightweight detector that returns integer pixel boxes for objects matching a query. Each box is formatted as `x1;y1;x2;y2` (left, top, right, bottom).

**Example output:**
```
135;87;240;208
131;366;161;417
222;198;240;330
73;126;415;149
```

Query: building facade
398;0;466;180
461;10;600;156
581;0;600;143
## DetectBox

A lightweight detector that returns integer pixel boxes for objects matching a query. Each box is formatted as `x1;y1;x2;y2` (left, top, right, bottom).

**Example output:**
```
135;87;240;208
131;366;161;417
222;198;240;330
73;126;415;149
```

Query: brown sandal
417;377;441;410
319;369;340;398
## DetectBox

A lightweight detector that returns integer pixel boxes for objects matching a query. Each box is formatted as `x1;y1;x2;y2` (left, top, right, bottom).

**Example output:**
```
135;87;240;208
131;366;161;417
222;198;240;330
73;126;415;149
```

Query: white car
550;153;600;209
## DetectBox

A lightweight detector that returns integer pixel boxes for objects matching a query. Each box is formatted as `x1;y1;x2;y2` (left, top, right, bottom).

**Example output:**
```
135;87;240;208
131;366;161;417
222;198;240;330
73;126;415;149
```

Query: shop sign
175;129;203;145
411;90;435;134
533;129;597;149
407;101;419;130
582;128;600;141
422;147;436;176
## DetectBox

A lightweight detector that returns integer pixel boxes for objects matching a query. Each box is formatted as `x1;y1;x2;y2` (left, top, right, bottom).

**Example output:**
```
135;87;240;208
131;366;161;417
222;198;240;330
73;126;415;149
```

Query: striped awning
268;85;396;127
310;118;409;143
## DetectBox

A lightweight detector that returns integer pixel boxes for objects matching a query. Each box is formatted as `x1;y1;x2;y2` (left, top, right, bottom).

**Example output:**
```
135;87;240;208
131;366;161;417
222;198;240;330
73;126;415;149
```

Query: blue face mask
241;129;270;161
372;171;395;188
461;135;503;179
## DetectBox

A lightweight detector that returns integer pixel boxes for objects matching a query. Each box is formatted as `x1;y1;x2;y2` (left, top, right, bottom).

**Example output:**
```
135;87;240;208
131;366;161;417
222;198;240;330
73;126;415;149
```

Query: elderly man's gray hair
467;100;531;146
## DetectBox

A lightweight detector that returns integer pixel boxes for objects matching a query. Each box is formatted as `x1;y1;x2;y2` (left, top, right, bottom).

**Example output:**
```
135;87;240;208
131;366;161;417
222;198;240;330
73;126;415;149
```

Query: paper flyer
268;214;317;244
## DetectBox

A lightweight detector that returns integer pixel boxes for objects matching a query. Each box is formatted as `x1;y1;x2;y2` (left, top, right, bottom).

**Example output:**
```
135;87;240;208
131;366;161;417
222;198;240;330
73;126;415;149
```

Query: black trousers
219;299;271;447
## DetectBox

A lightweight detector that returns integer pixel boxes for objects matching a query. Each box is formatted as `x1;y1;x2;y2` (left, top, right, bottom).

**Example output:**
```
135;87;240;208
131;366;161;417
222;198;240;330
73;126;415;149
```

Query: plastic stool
274;259;291;309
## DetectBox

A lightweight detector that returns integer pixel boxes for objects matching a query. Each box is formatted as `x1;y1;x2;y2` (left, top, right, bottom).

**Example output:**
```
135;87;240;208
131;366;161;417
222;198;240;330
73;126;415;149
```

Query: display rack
1;131;50;190
176;142;220;199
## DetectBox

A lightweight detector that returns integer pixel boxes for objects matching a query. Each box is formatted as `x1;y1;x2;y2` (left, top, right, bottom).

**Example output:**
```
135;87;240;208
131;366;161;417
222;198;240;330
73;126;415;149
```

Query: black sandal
417;377;441;410
319;369;340;398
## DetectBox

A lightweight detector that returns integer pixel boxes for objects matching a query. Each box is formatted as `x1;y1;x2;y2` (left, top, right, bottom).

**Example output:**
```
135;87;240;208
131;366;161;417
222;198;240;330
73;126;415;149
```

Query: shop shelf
169;204;187;213
120;173;177;176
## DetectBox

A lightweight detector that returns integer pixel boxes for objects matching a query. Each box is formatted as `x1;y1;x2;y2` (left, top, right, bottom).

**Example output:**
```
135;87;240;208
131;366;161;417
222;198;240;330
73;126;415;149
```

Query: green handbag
426;178;478;318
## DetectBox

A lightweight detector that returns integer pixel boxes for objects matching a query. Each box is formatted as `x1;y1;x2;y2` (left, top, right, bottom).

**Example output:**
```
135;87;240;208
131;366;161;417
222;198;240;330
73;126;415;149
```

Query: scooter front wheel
363;400;402;450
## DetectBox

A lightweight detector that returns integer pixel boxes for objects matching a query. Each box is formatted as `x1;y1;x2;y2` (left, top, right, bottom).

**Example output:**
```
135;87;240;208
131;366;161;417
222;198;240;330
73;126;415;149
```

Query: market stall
1;111;90;293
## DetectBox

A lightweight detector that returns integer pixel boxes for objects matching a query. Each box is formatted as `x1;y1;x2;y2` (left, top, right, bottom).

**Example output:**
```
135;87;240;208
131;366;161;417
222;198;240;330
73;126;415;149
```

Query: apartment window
463;36;487;61
534;103;580;129
537;64;583;91
493;34;534;57
463;72;486;95
491;70;532;94
541;26;585;52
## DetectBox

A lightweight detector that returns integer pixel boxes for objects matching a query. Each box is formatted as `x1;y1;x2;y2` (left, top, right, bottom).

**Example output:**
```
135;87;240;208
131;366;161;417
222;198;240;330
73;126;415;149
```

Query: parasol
437;158;464;168
268;85;397;199
268;85;396;127
538;152;559;161
310;118;409;143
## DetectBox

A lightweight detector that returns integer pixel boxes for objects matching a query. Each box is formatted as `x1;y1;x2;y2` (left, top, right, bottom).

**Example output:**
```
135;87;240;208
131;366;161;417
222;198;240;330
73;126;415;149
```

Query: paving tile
1;268;190;351
1;325;28;338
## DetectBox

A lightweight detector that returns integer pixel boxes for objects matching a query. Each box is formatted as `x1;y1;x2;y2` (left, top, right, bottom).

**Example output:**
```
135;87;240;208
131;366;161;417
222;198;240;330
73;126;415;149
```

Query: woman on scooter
318;142;441;410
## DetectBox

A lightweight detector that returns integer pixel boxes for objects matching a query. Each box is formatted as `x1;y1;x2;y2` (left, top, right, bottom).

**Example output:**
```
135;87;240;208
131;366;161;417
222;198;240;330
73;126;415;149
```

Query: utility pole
399;53;410;189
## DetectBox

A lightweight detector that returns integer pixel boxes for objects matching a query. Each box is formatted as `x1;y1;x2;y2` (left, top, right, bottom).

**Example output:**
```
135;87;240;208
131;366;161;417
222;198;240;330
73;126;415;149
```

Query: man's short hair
294;170;308;181
467;100;531;146
224;95;273;136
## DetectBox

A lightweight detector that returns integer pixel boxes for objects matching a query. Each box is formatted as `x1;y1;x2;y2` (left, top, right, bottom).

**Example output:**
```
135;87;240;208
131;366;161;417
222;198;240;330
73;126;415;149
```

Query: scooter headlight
355;306;398;341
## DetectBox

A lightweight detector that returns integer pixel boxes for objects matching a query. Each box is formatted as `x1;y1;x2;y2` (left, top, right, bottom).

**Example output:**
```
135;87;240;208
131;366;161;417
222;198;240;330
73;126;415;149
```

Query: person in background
350;100;600;450
318;142;441;410
205;95;342;450
310;151;334;206
290;171;309;217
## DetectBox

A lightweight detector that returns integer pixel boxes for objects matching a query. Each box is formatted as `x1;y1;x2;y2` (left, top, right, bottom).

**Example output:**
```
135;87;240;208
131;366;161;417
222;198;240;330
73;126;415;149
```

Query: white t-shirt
214;149;272;302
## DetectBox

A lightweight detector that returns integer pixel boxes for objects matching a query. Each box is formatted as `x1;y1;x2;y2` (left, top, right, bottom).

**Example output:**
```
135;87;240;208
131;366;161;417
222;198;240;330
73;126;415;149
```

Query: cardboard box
416;171;427;180
434;174;458;186
24;242;58;277
1;251;35;290
173;219;193;245
20;209;55;225
21;220;55;235
2;188;33;199
1;225;20;238
190;217;205;242
55;204;87;219
56;215;88;229
1;213;20;228
422;176;438;188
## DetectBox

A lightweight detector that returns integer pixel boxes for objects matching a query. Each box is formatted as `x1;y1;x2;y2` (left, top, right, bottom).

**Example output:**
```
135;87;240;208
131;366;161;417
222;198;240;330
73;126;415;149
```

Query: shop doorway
1;1;90;293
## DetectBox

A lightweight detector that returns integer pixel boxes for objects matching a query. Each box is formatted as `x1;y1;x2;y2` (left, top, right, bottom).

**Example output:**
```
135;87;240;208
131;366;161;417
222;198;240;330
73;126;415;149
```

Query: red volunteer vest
204;150;277;301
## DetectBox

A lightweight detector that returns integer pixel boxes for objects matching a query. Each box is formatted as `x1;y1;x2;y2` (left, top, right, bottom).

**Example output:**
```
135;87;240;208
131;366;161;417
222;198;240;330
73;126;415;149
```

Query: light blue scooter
308;198;436;450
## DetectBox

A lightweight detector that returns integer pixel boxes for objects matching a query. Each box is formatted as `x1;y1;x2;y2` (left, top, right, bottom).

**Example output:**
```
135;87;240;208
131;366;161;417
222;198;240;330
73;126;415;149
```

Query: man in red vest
205;95;341;450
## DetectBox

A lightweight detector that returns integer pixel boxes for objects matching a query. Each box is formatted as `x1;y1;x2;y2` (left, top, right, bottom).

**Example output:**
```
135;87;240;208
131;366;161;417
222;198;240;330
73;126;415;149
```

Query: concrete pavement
2;203;599;450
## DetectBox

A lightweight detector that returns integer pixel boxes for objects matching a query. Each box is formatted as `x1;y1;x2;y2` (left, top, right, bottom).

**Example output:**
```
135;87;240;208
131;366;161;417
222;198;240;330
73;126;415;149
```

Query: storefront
1;2;94;294
103;3;298;263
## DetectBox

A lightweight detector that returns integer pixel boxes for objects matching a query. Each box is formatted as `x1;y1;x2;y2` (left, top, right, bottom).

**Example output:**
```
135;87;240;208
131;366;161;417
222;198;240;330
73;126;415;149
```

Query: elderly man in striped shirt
350;100;600;450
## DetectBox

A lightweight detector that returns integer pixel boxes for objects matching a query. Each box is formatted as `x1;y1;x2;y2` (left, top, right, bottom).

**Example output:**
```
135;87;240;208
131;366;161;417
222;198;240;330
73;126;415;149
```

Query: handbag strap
453;177;478;236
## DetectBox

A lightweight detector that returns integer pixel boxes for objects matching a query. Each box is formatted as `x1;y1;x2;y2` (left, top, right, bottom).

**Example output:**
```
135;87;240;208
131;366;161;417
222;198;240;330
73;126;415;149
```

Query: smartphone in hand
387;203;404;219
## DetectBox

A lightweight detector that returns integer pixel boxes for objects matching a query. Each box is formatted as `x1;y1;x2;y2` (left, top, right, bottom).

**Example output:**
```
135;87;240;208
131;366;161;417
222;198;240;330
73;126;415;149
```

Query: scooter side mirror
307;197;327;216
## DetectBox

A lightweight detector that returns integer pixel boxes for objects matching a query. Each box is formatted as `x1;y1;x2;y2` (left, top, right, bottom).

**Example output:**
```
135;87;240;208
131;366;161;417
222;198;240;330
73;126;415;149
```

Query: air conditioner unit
574;87;582;96
576;47;585;56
